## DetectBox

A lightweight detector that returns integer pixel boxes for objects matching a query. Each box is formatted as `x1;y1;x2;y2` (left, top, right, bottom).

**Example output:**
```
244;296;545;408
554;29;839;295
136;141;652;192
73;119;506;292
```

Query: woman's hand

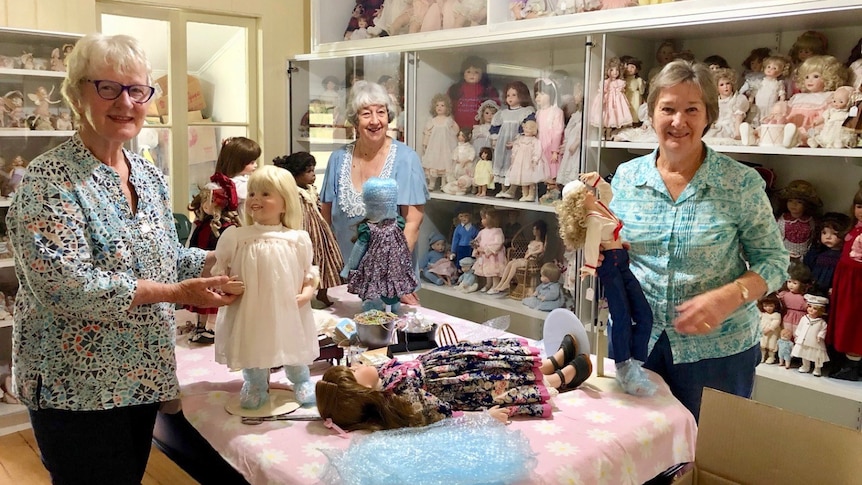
175;276;238;308
487;405;510;425
401;292;420;306
673;285;738;335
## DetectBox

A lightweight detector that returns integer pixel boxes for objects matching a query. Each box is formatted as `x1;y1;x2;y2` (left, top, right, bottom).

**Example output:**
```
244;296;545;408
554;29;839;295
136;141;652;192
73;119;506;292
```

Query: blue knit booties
240;368;270;409
614;358;657;397
284;365;316;405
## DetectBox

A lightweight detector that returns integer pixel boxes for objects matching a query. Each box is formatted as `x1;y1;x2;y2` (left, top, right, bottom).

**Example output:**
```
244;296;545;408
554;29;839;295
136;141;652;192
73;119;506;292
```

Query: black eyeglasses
85;79;156;103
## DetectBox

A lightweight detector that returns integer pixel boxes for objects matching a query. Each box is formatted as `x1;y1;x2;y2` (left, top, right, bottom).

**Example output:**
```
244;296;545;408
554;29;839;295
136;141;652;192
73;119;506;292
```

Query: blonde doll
807;85;857;148
753;55;789;126
422;93;459;191
792;294;829;376
213;165;320;408
785;55;850;146
705;68;749;141
534;78;564;182
441;128;476;196
471;99;500;153
558;173;655;396
757;293;783;364
589;57;633;140
472;207;507;292
506;118;546;202
490;81;535;197
473;147;494;197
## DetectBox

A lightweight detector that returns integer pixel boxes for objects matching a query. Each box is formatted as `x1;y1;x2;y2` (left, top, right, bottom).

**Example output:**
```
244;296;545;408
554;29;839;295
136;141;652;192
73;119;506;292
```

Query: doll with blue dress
523;263;564;311
421;232;457;285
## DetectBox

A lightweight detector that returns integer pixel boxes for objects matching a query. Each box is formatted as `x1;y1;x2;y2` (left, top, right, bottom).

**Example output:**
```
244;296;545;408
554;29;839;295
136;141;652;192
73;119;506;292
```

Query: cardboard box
153;74;206;116
677;389;861;485
187;124;218;164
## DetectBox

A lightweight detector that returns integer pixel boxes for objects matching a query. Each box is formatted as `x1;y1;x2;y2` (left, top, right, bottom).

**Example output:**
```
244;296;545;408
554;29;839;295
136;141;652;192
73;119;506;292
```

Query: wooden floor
0;428;199;485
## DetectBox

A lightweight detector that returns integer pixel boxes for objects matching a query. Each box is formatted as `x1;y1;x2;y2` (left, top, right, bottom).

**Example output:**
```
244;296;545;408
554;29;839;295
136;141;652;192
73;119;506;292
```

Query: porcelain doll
54;110;73;131
621;56;645;125
757;293;783;364
448;56;500;130
347;16;371;40
319;75;341;110
442;128;476;195
369;0;411;36
739;47;771;121
785;55;850;146
828;182;862;381
471;99;500;153
443;0;486;28
421;233;457;285
803;212;851;295
792;294;829;376
558;173;655;396
472;207;507;292
28;85;61;125
601;0;635;10
410;0;444;32
50;47;65;72
647;40;678;85
455;257;479;293
777;328;794;369
522;263;564;311
787;30;829;95
539;184;561;205
2;156;27;196
473;147;494;197
534;78;564;183
490;81;535;196
740;100;797;147
510;0;546;20
704;68;749;141
753;55;789;126
422;93;459;191
506;118;546;202
777;261;813;338
343;1;384;39
488;220;547;295
2;91;26;128
589;57;633;140
703;55;730;72
807;86;857;149
846;37;862;91
451;208;479;263
556;89;583;185
776;179;822;260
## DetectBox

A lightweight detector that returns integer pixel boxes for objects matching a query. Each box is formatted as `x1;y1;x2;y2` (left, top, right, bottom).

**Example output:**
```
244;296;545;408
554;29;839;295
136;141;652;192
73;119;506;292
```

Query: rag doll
422;93;459;191
827;181;862;381
807;85;857;148
558;173;655;396
442;128;476;195
556;88;583;185
472;206;507;292
213;166;319;408
455;257;479;293
490;81;535;196
847;37;862;91
589;57;633;140
775;179;822;260
522;262;564;311
792;294;830;376
342;177;419;312
421;233;457;286
777;328;794;369
471;99;500;153
621;56;645;125
777;261;813;338
787;30;829;96
488;220;547;295
785;55;850;146
757;293;783;364
803;212;852;295
473;147;495;197
739;47;771;121
447;56;501;130
506;118;546;202
534;78;564;182
704;68;749;141
451;208;479;263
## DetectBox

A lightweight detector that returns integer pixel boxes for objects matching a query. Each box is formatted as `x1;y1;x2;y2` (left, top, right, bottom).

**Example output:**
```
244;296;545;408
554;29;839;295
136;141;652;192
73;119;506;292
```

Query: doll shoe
555;354;592;391
549;334;579;371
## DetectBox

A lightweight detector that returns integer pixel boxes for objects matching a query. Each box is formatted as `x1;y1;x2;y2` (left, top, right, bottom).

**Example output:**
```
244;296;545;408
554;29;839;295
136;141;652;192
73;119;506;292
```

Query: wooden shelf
0;403;28;437
0;260;14;269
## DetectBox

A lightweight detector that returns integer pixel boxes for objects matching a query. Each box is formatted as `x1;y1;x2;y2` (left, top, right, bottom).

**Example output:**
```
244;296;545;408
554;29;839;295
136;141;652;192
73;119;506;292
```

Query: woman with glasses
6;33;238;484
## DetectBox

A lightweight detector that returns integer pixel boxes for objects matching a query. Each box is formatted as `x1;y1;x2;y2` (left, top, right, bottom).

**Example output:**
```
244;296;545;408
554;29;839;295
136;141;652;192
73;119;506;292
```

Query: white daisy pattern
646;410;671;432
531;420;563;435
302;440;331;457
240;434;273;446
256;448;288;469
555;465;584;485
584;410;615;424
587;428;617;444
545;440;580;457
298;460;326;479
633;427;655;458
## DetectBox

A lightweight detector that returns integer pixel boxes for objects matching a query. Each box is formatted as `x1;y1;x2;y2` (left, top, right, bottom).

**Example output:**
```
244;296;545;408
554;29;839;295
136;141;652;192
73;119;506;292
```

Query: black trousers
29;403;160;485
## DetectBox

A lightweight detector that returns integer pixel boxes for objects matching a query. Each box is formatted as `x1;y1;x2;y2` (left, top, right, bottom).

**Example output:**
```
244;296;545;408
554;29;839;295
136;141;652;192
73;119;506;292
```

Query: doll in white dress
442;128;476;195
704;68;749;141
471;99;500;154
556;91;583;186
214;166;320;408
757;293;783;364
792;294;830;376
807;85;857;149
506;118;547;202
753;55;788;126
738;47;771;122
621;56;645;125
422;93;459;191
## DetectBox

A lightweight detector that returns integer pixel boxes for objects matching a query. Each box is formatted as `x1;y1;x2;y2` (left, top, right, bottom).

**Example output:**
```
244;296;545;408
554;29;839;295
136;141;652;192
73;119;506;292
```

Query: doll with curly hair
704;68;749;141
787;30;829;95
785;55;850;146
422;93;459;191
589;57;633;140
558;173;655;396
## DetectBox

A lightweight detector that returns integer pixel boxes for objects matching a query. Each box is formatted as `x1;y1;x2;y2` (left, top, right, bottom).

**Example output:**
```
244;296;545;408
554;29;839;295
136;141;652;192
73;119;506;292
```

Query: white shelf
0;319;11;329
0;199;10;208
0;260;13;269
429;192;557;213
0;67;66;78
596;141;862;160
419;282;550;321
0;402;29;437
755;362;862;403
0;130;75;138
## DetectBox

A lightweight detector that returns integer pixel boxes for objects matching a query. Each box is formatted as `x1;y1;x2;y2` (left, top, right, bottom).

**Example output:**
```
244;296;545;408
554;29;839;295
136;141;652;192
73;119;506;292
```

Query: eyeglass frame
84;79;156;104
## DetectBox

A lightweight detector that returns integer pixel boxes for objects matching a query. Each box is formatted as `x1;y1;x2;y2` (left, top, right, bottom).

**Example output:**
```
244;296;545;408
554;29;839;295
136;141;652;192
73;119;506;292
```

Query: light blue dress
321;139;429;261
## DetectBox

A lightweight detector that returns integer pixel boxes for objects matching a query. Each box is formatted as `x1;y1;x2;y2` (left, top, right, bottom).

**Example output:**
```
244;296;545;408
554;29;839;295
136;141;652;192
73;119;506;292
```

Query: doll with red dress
589;57;633;140
777;261;813;339
533;78;564;183
775;179;822;260
447;56;500;130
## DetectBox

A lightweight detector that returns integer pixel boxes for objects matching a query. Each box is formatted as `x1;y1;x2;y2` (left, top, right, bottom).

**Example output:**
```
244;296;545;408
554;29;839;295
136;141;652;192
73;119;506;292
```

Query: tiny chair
437;323;459;346
506;225;545;301
174;212;192;246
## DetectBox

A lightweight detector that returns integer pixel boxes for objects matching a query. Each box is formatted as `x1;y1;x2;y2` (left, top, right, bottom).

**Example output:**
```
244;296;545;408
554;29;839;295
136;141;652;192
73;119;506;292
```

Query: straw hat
776;180;822;208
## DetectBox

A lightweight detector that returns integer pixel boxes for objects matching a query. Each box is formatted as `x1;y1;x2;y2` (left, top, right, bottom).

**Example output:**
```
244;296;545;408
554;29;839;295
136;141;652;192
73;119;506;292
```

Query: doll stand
224;389;300;418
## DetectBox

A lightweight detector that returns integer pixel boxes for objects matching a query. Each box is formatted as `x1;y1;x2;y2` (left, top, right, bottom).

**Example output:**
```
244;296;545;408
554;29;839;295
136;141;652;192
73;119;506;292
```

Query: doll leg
284;365;315;404
760;346;768;363
813;364;822;377
739;122;754;146
783;123;799;148
798;358;811;373
240;368;270;409
766;349;776;364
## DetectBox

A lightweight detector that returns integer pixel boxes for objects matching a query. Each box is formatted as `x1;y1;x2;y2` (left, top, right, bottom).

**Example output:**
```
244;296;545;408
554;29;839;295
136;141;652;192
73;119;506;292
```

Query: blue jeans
645;331;760;422
597;248;653;363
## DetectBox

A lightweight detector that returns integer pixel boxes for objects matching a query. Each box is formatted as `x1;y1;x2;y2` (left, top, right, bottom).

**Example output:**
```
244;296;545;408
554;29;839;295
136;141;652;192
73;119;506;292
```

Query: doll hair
622;56;642;74
479;146;493;160
187;191;205;221
757;292;784;315
846;38;862;67
243;165;302;229
780;328;793;340
474;99;500;122
480;206;501;229
851;180;862;214
794;55;850;92
556;181;589;251
743;47;772;70
363;177;399;222
455;55;493;86
199;183;241;237
315;366;430;431
713;68;738;90
605;57;623;78
789;31;828;64
532;219;548;241
458;126;472;142
775;179;822;218
429;93;452;116
703;55;730;69
655;40;678;63
786;260;813;289
503;81;535;109
533;78;559;106
540;262;561;282
521;119;538;135
214;137;261;178
322;75;340;89
273;151;315;178
812;212;853;250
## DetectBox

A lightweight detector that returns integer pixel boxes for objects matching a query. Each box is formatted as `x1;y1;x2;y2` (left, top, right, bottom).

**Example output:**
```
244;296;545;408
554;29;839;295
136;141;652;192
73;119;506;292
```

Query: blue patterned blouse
7;134;206;411
609;145;788;364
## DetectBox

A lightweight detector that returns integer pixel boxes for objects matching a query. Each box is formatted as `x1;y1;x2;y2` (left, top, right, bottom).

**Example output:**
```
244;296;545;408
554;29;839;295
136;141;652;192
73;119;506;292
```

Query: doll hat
459;257;475;267
777;180;822;208
562;180;585;199
803;294;828;307
429;232;446;245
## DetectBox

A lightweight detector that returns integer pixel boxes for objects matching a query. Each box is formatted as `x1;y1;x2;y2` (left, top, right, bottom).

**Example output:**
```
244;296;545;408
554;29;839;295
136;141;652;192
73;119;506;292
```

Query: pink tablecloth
175;286;697;484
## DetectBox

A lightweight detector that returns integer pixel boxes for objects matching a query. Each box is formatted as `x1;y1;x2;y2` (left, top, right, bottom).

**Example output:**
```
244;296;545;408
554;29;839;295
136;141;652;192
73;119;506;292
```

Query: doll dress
826;223;862;355
299;185;344;290
184;215;233;316
473;158;494;187
786;91;831;133
507;135;547;185
624;75;645;123
536;105;564;179
422;116;459;175
777;213;814;257
812;107;850;148
213;224;320;370
791;315;829;367
347;218;418;301
490;106;535;182
777;290;806;336
471;122;492;153
472;227;507;277
556;109;583;185
754;77;784;124
706;93;750;139
589;78;632;130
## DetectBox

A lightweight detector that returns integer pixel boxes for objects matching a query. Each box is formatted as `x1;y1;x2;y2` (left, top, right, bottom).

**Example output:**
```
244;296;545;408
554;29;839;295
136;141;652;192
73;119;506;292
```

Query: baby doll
778;261;813;338
213;165;319;408
442;128;476;196
753;55;789;126
448;56;501;131
455;257;479;293
342;178;419;312
451;208;479;263
488;220;547;295
828;181;862;381
807;85;858;149
473;147;494;197
776;179;822;260
422;93;459;191
704;68;749;141
506;118;546;202
558;173;655;397
471;99;500;153
803;212;851;295
589;57;633;141
847;37;862;91
522;262;564;311
785;55;850;146
534;78;564;183
556;87;583;186
787;30;829;95
739;47;771;120
621;56;645;125
777;328;794;369
757;293;783;364
792;294;830;376
490;81;535;197
472;206;507;292
421;233;457;286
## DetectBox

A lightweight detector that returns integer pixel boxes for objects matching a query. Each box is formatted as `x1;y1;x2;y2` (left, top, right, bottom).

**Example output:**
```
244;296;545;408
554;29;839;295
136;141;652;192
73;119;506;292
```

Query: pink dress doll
589;57;633;140
785;55;850;146
808;86;857;149
828;182;862;381
490;81;535;195
472;207;507;292
471;100;500;154
533;78;564;182
506;118;547;202
776;179;822;260
448;56;500;130
757;293;783;364
777;262;813;339
791;294;829;376
422;93;460;191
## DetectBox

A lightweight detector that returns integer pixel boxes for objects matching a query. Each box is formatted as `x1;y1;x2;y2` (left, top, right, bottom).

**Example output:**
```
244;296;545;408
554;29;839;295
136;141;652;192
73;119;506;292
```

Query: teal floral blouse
7;134;205;411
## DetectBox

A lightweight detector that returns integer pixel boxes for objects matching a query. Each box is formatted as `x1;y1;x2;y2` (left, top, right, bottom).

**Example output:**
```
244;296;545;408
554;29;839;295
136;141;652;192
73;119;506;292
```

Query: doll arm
447;117;459;136
850;235;862;260
483;230;504;255
816;320;827;341
341;223;370;278
423;119;433;149
579;217;603;278
526;240;545;259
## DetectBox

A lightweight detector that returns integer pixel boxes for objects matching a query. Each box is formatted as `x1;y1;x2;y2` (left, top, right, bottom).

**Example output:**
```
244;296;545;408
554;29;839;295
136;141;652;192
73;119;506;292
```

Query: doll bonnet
362;177;398;221
475;99;500;121
776;180;822;208
429;232;445;246
803;293;828;308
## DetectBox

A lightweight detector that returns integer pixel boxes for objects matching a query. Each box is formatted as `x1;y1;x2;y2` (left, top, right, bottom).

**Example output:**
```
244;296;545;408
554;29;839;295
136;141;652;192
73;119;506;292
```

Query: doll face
458;212;471;224
482;107;497;123
325;80;337;91
435;100;448;115
806;303;824;318
357;17;368;28
717;78;734;97
480;150;491;160
540;273;550;284
797;47;814;62
803;71;825;93
350;364;380;389
854;203;862;224
762;302;776;314
522;120;538;136
607;66;620;80
295;164;316;188
786;279;803;294
786;198;805;218
763;61;782;79
750;57;763;72
535;91;550;108
657;45;675;64
431;240;446;252
463;66;482;84
458;131;467;143
247;186;286;226
821;226;842;249
505;87;520;108
201;191;216;217
240;159;258;175
625;63;638;76
831;90;851;109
